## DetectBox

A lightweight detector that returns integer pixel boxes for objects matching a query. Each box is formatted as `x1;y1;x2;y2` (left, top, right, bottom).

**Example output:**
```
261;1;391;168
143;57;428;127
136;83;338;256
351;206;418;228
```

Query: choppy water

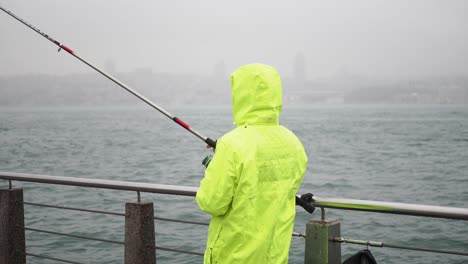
1;105;467;263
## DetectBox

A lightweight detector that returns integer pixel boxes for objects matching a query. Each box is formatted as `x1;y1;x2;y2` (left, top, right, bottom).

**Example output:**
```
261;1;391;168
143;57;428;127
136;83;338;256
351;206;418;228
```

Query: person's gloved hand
296;193;315;214
300;193;314;203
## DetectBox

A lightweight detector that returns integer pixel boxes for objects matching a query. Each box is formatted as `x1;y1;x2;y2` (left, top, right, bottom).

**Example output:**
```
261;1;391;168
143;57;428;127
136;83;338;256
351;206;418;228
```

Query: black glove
300;193;314;203
296;193;315;214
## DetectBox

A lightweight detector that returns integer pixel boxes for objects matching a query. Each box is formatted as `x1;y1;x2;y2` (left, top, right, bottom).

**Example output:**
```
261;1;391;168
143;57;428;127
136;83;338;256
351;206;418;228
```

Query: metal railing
311;196;468;220
1;171;198;196
1;171;468;263
2;171;468;220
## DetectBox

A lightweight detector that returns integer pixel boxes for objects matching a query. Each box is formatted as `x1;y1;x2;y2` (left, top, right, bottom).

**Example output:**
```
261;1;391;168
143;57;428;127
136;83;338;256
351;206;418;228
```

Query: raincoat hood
230;63;282;125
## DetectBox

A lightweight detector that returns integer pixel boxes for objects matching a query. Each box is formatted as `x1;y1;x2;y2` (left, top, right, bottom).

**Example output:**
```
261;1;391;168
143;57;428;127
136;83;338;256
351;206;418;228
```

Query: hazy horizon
1;1;468;80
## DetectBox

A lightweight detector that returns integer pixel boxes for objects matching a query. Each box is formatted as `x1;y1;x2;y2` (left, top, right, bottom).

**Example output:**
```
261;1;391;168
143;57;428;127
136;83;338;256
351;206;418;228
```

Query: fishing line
0;5;217;149
0;5;315;213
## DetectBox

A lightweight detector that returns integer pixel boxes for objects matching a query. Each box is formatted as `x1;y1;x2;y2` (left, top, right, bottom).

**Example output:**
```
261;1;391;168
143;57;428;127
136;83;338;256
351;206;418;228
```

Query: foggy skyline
1;0;468;80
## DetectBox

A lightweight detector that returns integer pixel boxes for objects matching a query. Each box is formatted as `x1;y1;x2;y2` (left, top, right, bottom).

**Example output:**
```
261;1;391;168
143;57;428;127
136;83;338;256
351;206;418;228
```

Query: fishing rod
0;5;315;214
0;5;217;149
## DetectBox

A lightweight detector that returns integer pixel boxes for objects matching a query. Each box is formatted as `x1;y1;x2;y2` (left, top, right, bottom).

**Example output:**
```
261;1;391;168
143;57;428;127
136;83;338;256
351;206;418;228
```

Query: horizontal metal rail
332;237;468;256
155;215;208;226
26;227;204;256
157;246;204;256
292;232;305;238
23;202;209;225
2;171;468;220
26;227;124;245
26;252;84;264
312;196;468;220
1;171;197;196
24;202;124;216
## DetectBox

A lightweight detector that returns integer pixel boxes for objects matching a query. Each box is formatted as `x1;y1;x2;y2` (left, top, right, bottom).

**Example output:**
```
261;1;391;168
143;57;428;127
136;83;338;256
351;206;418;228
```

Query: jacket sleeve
196;139;237;216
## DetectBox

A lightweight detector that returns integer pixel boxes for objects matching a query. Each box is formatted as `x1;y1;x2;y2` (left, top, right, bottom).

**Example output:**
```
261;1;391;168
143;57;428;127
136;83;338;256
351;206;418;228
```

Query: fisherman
196;63;308;264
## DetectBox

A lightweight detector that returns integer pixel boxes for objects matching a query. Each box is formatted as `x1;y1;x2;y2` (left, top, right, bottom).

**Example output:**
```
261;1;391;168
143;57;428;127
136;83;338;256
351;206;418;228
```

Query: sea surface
1;105;467;264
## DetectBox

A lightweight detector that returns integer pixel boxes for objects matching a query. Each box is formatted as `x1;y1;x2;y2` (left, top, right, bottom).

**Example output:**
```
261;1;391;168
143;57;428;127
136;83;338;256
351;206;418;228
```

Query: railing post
125;201;156;264
304;218;341;264
0;188;26;264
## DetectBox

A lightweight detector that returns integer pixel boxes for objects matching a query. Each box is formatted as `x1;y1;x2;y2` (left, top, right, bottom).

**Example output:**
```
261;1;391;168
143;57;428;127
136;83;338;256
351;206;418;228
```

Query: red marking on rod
60;44;74;54
175;118;191;130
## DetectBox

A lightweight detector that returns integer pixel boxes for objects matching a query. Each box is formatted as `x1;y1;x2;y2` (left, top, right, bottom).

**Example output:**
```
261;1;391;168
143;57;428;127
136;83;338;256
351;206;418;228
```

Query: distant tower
213;60;227;78
293;52;307;83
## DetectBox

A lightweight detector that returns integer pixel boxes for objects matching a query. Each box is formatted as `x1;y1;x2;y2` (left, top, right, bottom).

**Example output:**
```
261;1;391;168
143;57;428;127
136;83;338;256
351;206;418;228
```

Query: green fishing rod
1;5;315;214
0;5;217;149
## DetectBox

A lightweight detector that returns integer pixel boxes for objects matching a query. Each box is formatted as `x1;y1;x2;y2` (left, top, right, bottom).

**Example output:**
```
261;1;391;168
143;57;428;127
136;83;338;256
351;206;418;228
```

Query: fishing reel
202;154;213;168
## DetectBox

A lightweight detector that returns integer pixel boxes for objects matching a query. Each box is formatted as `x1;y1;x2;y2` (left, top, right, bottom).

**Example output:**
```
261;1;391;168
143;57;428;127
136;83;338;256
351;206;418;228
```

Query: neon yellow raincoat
196;63;308;264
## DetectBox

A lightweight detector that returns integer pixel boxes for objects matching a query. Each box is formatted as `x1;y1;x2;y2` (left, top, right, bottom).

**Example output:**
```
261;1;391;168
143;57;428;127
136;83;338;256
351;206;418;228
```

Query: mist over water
1;1;468;84
1;105;467;263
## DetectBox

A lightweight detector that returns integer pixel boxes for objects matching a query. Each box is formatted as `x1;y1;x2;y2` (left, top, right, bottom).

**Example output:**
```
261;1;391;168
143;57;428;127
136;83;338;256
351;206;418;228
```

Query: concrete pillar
125;202;156;264
0;188;26;264
304;219;341;264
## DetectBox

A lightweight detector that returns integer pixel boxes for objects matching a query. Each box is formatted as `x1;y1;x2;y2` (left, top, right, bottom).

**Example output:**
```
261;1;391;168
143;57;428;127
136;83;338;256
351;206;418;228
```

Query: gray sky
1;0;467;79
